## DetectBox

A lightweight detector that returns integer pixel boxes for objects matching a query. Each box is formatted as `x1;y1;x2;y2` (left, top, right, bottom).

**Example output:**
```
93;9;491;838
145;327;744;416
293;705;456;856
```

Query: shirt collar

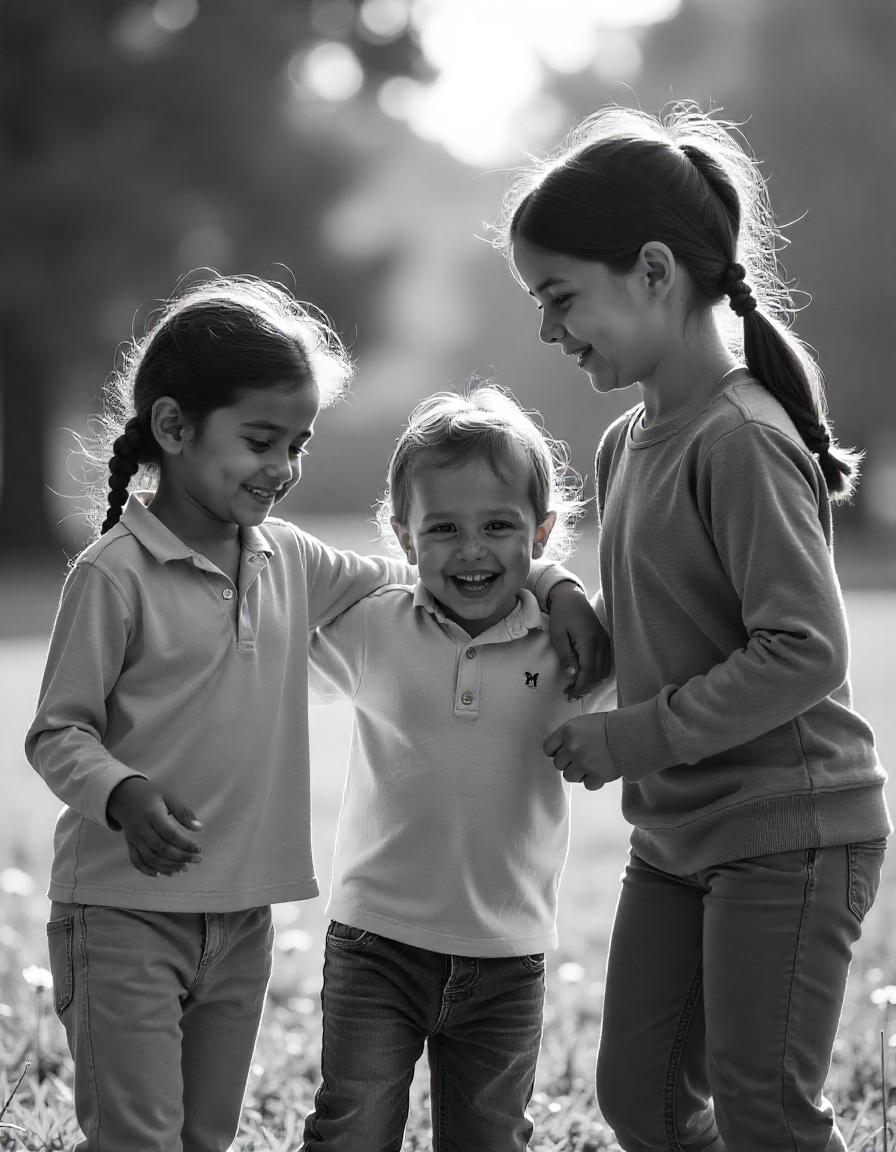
120;492;273;565
412;580;544;642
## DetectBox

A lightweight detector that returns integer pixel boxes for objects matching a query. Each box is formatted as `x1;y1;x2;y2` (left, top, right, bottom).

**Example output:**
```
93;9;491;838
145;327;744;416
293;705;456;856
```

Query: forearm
606;624;847;780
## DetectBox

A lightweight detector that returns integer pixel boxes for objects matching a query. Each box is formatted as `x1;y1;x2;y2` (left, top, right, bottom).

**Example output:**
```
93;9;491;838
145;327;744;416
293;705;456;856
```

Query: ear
390;517;417;565
150;397;190;456
637;242;676;301
531;511;557;559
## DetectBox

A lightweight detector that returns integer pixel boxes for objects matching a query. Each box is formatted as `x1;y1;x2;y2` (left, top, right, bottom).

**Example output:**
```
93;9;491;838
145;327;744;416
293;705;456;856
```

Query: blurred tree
0;0;421;560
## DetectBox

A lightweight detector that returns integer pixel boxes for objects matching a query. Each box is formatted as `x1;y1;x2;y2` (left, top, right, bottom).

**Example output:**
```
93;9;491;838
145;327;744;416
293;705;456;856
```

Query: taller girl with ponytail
498;103;889;1152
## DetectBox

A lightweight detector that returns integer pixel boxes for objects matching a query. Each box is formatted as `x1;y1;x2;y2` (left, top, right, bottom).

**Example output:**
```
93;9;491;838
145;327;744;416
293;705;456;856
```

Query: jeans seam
431;1035;449;1151
663;960;704;1152
779;849;815;1151
77;906;103;1149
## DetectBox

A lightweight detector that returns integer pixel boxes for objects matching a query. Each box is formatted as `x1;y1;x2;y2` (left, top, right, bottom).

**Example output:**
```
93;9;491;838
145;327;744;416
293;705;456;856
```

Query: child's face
511;237;665;395
393;455;554;638
177;383;319;529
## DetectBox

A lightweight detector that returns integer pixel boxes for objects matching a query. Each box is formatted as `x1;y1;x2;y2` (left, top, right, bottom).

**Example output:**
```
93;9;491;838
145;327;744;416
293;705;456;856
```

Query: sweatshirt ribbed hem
629;782;891;875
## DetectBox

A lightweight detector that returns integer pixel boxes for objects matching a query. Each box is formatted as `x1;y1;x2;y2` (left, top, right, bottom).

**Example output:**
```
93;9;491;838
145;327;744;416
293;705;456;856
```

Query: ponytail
497;104;862;505
100;415;147;534
720;263;862;501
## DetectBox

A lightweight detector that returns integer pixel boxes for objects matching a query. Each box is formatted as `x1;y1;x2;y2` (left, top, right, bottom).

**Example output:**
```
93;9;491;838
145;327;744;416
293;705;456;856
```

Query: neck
148;480;240;553
639;328;739;427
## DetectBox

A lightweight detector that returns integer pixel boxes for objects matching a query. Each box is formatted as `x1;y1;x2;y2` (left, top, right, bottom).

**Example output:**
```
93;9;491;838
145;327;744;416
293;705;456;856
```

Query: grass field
1;521;894;1149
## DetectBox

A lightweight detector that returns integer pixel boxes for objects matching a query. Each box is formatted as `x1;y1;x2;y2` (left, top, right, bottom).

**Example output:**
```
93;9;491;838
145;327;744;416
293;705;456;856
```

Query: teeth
576;348;591;366
245;485;274;498
454;574;495;585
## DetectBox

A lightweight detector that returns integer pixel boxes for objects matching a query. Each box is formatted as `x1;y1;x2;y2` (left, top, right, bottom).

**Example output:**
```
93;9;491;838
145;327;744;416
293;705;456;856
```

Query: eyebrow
528;276;567;298
241;420;312;439
419;508;525;523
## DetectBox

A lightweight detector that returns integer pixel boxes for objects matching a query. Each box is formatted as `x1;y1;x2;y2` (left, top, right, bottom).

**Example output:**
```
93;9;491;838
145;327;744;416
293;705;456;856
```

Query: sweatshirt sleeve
292;530;413;629
605;423;848;780
24;563;147;826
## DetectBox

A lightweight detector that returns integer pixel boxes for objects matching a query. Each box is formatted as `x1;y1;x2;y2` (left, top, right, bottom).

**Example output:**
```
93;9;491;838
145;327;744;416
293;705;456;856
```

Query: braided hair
101;416;149;533
495;102;861;501
89;276;352;537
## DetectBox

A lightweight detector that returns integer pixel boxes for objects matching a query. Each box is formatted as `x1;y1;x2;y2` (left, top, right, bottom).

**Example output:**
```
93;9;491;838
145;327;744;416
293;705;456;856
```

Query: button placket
454;642;482;717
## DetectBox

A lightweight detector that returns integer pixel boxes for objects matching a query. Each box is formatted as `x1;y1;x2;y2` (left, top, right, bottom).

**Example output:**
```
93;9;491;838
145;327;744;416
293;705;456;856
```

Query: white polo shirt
309;583;611;957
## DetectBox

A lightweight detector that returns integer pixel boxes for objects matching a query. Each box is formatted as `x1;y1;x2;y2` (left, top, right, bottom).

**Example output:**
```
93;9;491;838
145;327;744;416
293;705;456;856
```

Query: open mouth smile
450;572;500;595
242;484;279;502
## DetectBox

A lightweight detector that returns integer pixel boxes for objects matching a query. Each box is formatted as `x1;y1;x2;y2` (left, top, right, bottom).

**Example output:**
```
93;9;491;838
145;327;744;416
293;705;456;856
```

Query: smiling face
511;237;669;395
392;453;555;638
156;382;320;535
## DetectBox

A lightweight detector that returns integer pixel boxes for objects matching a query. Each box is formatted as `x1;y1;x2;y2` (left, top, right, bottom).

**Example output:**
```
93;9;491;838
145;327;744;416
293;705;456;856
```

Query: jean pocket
847;838;887;923
326;920;377;950
46;914;75;1016
519;953;546;974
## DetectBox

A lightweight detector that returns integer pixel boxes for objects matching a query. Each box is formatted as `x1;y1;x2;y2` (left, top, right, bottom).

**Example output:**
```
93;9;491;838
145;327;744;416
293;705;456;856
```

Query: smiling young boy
300;384;612;1152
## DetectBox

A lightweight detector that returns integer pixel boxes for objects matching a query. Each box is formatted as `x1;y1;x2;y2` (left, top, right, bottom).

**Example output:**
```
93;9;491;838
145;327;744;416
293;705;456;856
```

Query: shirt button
465;647;476;659
222;588;234;600
461;691;474;705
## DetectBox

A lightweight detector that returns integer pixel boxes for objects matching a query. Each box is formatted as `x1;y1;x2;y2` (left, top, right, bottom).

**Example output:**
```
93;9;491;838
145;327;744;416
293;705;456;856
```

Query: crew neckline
628;366;751;448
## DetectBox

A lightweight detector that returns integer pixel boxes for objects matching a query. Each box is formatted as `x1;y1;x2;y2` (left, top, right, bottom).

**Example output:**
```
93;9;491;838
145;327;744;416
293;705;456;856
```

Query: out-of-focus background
2;0;895;1126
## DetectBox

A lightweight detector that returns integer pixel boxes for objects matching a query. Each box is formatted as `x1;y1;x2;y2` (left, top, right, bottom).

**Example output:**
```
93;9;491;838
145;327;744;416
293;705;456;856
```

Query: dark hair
494;103;860;501
376;379;584;562
85;275;352;535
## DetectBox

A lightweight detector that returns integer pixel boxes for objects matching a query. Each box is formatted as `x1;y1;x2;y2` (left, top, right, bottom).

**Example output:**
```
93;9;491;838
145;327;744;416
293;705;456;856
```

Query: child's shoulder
708;376;801;442
70;522;141;575
597;404;640;455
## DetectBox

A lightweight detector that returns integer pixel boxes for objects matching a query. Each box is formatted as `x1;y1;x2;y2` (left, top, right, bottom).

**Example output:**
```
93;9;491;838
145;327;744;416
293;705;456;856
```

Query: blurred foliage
1;0;894;569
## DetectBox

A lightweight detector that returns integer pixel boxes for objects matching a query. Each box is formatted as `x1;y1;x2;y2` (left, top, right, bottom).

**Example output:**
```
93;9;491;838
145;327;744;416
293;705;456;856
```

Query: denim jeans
595;842;887;1152
46;902;273;1152
301;922;546;1151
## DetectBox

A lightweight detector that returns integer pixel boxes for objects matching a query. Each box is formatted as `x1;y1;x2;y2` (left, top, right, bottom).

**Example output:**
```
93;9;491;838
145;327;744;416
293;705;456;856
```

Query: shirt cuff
605;696;679;781
531;563;586;610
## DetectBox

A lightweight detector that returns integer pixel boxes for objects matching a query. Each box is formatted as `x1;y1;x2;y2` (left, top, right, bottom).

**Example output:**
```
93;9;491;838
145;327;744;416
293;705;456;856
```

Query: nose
456;533;487;560
539;308;563;345
265;450;295;485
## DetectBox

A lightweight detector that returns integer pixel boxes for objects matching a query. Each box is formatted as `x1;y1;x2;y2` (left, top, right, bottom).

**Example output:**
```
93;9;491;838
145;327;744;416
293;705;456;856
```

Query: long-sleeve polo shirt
25;497;577;911
308;583;613;957
593;371;890;872
25;495;417;911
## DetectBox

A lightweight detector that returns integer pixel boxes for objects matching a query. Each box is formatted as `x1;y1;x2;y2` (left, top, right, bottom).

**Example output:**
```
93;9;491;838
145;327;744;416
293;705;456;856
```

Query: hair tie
721;262;757;318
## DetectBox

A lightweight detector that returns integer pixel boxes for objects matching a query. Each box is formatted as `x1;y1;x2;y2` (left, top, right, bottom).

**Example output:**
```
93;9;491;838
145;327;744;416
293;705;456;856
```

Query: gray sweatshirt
595;370;890;872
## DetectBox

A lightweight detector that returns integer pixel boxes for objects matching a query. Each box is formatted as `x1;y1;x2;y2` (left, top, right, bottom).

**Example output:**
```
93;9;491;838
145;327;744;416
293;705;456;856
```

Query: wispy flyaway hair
377;379;585;562
494;102;860;500
78;274;352;537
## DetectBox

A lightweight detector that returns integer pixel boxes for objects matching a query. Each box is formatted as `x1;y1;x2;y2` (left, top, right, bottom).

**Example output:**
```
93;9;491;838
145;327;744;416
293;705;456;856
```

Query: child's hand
546;582;612;699
544;714;621;791
106;777;203;877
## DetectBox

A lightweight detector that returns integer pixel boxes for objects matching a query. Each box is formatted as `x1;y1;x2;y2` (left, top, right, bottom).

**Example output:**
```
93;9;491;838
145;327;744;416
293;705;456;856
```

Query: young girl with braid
25;275;602;1152
497;104;890;1152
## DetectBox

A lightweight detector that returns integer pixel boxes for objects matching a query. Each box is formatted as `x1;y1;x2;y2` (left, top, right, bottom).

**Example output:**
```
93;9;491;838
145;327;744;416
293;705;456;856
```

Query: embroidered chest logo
524;672;539;689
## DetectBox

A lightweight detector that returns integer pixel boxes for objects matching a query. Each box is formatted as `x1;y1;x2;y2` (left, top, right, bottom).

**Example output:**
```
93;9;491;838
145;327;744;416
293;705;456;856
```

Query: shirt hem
328;905;558;957
46;878;320;911
629;783;892;874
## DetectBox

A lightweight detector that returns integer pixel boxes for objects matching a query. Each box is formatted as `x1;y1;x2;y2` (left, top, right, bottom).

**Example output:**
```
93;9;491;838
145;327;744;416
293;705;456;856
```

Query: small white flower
22;966;53;991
